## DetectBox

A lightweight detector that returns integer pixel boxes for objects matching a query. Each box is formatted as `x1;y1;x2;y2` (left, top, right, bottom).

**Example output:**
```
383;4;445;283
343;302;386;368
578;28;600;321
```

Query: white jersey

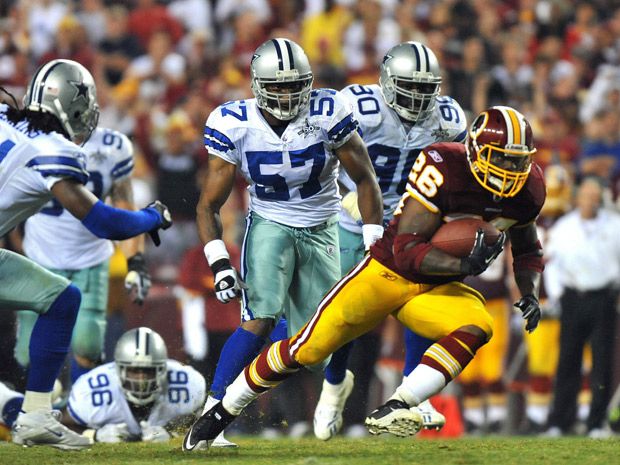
23;127;134;269
67;360;205;437
204;89;358;227
339;84;467;233
0;104;89;237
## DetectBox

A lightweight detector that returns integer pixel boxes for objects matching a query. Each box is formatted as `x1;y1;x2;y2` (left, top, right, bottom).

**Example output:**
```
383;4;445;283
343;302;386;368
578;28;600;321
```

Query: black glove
124;253;151;305
514;294;542;333
459;229;506;276
146;201;172;246
211;258;244;304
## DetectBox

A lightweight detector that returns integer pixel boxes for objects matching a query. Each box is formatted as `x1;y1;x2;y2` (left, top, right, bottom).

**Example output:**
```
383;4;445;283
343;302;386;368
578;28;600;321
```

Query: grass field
1;436;618;465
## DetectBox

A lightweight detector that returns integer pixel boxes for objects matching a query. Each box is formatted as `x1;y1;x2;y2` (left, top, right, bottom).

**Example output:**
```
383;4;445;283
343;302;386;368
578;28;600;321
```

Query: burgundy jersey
371;142;546;284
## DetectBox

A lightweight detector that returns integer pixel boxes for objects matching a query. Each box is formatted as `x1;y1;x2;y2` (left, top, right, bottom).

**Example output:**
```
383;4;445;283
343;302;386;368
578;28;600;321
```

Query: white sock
463;406;484;426
222;372;260;416
202;395;219;415
21;391;51;413
526;404;548;425
391;364;446;407
487;404;507;423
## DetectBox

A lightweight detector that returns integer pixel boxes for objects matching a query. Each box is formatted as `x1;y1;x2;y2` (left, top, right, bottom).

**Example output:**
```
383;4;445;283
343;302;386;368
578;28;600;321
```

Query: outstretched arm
51;178;171;241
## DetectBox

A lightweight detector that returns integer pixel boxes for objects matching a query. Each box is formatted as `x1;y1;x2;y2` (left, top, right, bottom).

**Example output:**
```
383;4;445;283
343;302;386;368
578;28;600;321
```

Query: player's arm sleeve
27;152;90;189
66;380;94;428
110;133;135;182
326;90;359;150
203;109;239;165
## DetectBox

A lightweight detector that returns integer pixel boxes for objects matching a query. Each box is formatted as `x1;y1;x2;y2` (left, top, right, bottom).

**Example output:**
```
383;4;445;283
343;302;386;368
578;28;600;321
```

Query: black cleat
182;401;237;452
365;399;422;437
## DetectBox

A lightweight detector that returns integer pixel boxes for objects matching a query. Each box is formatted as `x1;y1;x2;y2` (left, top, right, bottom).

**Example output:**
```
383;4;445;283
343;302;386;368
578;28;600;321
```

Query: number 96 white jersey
204;89;359;227
339;84;467;233
67;360;206;437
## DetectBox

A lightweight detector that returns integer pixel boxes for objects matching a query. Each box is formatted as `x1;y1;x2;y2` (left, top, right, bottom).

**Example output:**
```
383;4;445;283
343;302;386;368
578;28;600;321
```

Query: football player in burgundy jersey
182;106;546;448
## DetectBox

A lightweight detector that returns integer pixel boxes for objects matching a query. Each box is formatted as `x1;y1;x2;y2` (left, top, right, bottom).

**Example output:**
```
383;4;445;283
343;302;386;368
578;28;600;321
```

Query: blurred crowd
2;0;620;439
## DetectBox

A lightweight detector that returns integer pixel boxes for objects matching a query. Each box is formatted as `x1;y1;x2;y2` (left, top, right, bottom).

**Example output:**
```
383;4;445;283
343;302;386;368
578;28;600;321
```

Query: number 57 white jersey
67;360;206;437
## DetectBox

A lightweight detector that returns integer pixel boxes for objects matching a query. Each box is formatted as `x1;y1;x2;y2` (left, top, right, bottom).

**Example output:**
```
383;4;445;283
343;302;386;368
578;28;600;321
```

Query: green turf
1;436;618;465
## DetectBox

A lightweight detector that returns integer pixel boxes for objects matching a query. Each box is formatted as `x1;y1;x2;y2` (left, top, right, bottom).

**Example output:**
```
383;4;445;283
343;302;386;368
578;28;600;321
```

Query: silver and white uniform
23;127;134;270
67;360;205;436
204;89;358;227
0;104;89;237
338;84;467;233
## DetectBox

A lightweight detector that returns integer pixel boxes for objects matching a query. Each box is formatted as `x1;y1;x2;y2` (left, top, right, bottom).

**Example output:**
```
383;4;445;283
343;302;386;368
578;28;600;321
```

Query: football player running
14;126;150;386
314;41;467;440
182;106;546;448
183;38;382;450
0;59;171;450
63;327;205;443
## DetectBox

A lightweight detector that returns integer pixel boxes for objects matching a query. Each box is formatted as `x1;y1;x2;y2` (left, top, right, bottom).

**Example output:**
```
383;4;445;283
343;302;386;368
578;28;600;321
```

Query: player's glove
140;421;172;442
459;229;506;276
145;200;173;246
211;258;245;304
124;252;151;305
514;294;542;333
93;423;131;443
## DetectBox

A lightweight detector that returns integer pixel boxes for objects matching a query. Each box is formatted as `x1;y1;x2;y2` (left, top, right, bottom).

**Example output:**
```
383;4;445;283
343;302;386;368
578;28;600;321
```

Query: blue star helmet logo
69;79;89;103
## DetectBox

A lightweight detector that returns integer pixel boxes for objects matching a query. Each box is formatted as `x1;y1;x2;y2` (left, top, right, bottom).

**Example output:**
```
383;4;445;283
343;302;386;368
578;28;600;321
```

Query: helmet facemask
381;74;440;122
252;69;313;121
117;363;167;406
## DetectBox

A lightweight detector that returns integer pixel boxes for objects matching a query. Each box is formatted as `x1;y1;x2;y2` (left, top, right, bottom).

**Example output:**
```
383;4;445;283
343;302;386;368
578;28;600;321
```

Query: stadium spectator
544;176;620;438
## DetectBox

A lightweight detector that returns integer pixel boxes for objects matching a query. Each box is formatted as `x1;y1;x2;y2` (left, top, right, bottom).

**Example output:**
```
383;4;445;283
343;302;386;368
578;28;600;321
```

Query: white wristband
203;239;230;266
362;224;384;249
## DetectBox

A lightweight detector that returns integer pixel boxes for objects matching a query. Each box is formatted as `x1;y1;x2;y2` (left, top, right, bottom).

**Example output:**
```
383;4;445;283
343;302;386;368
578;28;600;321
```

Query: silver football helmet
250;38;313;121
114;327;168;406
23;59;99;142
379;42;442;123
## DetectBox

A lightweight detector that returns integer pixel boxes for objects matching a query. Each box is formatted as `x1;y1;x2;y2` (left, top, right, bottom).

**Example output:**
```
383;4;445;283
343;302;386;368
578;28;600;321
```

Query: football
430;218;501;258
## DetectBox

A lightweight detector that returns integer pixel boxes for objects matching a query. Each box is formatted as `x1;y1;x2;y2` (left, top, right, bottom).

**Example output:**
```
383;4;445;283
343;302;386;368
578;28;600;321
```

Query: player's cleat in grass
313;370;355;441
12;409;93;450
365;399;423;437
182;401;236;451
413;399;446;431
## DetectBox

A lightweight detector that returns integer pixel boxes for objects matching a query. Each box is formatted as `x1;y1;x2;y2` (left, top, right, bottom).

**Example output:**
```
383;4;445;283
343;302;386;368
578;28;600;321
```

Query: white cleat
365;399;423;437
413;399;446;431
12;409;93;450
210;431;238;448
313;370;355;441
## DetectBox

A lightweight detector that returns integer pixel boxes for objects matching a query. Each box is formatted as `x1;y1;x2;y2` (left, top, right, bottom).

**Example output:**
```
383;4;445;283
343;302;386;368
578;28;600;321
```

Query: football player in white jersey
14;126;151;385
0;59;171;450
63;327;205;442
313;42;468;440
183;38;382;451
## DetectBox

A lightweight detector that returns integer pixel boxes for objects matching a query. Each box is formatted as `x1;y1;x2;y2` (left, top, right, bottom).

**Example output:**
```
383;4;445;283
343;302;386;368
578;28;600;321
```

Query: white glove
140;421;171;442
94;423;131;443
342;191;362;222
213;266;245;303
124;253;151;305
362;224;384;250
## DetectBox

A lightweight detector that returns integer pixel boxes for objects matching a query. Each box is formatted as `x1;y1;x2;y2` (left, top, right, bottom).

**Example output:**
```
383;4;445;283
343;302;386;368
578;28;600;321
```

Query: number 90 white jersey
204;89;359;227
338;84;467;233
67;360;206;437
22;127;134;270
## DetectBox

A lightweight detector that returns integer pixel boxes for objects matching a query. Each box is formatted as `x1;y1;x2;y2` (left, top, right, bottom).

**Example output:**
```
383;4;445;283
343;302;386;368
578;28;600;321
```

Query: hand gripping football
430;218;501;258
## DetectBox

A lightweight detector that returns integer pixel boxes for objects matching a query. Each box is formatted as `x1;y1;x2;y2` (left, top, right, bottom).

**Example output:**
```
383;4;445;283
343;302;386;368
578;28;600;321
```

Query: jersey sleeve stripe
29;167;89;184
328;114;358;144
112;158;134;179
453;129;467;142
204;126;235;152
67;401;88;426
406;184;440;213
27;155;86;171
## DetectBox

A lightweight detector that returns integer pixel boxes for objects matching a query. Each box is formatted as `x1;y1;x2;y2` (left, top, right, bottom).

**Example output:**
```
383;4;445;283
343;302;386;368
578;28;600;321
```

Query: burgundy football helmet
466;106;536;198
